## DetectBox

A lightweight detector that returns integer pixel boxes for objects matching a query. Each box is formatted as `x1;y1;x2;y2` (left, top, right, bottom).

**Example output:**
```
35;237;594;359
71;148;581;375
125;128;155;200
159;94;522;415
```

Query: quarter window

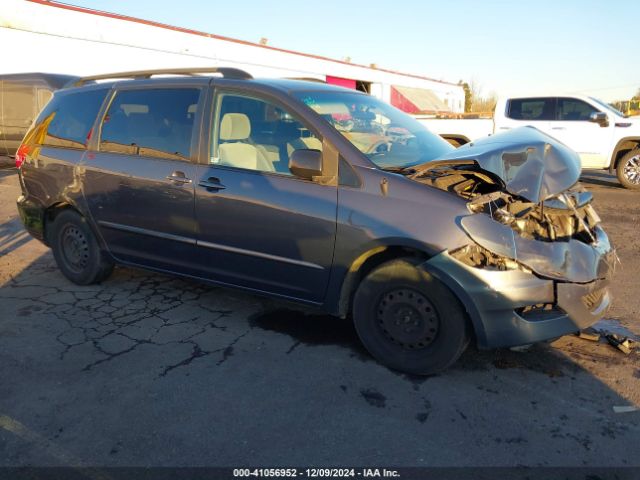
507;98;556;121
212;93;322;175
32;88;107;149
100;88;200;160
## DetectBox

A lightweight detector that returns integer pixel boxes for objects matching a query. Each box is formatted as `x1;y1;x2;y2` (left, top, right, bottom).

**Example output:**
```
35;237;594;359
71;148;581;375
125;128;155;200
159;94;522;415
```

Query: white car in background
417;94;640;189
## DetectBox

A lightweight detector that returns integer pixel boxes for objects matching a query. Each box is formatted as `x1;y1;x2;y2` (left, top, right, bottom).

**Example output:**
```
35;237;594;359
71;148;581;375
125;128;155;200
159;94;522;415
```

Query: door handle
166;171;192;184
551;127;566;130
198;176;226;191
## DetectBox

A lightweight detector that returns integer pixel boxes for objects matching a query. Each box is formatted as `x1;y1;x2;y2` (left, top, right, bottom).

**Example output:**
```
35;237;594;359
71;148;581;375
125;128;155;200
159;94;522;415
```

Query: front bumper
424;248;614;349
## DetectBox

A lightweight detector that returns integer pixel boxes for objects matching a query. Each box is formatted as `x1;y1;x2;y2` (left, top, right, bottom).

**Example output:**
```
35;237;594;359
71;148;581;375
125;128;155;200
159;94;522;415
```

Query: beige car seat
218;113;274;171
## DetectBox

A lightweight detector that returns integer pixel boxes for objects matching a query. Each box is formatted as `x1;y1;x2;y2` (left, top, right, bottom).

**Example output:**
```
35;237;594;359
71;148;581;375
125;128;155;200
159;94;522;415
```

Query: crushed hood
435;126;581;203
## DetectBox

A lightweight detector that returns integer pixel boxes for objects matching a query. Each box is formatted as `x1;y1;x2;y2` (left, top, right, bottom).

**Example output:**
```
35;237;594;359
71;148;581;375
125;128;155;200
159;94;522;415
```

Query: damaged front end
414;127;617;348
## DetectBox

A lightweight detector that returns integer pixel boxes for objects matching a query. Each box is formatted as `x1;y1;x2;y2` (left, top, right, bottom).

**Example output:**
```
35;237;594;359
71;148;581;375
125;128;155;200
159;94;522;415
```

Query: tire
353;258;470;375
616;150;640;190
49;209;114;285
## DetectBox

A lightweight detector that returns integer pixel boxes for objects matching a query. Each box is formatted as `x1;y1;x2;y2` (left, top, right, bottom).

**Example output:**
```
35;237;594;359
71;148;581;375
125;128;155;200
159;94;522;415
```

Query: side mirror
589;111;609;127
289;149;322;180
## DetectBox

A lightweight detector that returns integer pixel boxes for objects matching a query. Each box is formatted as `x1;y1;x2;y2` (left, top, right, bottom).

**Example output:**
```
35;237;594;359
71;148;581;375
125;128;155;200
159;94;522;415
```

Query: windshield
589;96;627;118
294;90;453;170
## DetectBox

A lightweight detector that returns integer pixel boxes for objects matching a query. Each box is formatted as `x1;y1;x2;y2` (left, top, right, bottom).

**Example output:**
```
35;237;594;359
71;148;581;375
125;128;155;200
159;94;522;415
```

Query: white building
0;0;465;113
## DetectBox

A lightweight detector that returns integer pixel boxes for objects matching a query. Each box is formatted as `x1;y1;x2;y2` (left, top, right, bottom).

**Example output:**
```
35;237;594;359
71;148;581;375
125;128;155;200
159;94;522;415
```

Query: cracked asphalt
0;166;639;467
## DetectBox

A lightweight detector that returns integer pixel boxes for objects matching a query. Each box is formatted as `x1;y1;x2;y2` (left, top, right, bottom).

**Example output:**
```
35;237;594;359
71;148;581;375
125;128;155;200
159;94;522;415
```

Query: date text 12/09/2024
233;469;400;478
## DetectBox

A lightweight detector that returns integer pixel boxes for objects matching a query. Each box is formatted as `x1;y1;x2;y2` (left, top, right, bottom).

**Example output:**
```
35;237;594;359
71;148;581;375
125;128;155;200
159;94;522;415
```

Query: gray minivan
16;68;616;374
0;73;78;158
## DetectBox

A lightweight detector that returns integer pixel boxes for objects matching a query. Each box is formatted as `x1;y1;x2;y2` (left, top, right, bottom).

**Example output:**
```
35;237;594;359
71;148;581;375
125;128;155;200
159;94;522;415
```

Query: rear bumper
16;194;46;243
424;251;613;349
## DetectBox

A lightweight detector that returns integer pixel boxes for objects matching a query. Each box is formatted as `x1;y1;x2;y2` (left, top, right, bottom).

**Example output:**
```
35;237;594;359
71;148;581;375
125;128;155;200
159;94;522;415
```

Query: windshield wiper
381;166;416;175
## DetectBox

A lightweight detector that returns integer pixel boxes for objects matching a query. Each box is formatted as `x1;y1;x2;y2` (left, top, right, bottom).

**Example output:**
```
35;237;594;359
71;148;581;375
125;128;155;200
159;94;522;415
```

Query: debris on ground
574;322;637;355
575;327;600;342
605;334;634;355
613;405;639;413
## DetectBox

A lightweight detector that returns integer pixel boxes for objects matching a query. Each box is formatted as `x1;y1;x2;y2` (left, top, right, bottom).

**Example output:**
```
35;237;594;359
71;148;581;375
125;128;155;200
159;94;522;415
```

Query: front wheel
49;210;114;285
352;258;470;375
616;150;640;189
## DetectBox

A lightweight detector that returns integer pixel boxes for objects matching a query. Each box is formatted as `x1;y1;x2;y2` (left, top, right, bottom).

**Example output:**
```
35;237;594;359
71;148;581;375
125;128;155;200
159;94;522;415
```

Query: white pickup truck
416;94;640;189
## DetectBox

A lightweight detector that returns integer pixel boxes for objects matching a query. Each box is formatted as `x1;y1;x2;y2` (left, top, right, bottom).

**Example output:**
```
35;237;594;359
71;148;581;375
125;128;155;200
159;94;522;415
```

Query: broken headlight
450;244;531;272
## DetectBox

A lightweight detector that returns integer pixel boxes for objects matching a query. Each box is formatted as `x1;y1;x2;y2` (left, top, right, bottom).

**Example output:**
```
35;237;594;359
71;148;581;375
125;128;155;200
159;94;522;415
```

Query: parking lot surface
0;166;639;467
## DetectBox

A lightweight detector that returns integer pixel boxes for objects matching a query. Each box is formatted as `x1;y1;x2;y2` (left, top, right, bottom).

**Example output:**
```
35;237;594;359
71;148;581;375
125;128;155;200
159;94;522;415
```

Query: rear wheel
49;210;113;285
616;150;640;189
352;258;470;375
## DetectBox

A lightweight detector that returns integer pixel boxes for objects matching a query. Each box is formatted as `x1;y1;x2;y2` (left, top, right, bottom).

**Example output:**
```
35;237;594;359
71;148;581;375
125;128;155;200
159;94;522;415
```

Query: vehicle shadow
250;308;592;378
0;215;32;256
580;171;625;189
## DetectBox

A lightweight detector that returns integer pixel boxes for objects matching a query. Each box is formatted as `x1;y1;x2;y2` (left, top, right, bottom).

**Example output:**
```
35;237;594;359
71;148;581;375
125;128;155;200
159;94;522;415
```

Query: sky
65;0;639;101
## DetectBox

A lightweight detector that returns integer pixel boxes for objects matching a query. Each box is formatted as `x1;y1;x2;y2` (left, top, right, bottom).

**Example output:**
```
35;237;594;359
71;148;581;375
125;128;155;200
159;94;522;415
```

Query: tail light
15;143;30;169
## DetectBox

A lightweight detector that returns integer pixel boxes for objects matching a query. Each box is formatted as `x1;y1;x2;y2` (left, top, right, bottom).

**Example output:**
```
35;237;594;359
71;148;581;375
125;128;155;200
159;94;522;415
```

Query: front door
546;97;613;169
83;86;202;273
193;91;337;303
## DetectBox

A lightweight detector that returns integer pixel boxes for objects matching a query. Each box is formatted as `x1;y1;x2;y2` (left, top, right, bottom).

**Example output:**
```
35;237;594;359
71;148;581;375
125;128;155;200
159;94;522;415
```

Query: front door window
211;93;322;176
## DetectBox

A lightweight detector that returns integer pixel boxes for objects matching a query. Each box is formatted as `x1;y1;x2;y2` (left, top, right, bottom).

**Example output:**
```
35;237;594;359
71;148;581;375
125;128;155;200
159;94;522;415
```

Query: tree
459;80;472;113
466;78;496;114
633;88;640;101
474;91;498;113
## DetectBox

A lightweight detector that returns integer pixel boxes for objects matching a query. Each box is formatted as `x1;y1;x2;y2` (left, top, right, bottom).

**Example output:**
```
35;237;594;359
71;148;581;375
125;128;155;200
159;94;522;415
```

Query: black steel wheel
50;209;114;285
353;258;470;375
376;288;440;349
59;224;90;274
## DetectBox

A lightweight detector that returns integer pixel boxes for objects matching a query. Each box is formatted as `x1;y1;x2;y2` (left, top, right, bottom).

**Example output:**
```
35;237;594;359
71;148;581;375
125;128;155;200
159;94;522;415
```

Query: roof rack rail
72;67;253;86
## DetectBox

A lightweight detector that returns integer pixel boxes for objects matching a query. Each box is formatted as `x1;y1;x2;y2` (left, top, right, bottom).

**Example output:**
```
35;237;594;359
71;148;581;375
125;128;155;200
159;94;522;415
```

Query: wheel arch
420;258;487;348
333;243;485;348
43;201;107;252
334;243;435;318
609;137;640;173
42;202;81;245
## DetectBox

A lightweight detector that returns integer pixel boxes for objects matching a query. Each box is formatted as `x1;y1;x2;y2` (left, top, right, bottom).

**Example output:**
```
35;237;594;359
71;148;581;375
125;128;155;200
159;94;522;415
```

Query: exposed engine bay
400;128;617;284
410;159;601;245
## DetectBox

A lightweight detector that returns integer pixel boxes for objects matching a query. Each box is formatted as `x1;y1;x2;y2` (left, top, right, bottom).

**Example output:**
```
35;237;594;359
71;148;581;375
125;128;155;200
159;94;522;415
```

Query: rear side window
507;98;555;121
99;88;200;160
32;88;107;149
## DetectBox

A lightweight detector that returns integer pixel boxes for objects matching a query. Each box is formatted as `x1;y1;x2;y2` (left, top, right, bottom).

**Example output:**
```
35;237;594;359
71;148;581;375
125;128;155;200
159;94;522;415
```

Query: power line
570;83;639;93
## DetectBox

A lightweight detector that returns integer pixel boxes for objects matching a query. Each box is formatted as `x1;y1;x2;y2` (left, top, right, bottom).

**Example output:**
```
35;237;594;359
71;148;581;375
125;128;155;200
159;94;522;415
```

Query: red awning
326;76;356;89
